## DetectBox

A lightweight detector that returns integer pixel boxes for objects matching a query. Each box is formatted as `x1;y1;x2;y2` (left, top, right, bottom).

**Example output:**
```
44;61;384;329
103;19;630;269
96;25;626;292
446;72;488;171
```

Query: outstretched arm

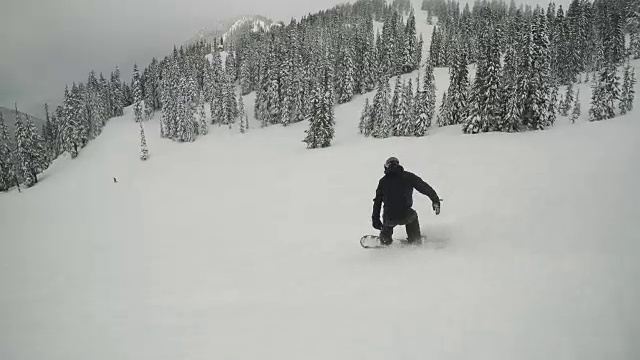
410;173;440;204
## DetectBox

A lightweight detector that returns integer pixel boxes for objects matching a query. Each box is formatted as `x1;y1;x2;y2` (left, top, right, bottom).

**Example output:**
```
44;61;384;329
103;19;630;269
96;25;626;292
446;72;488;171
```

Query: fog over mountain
0;0;353;117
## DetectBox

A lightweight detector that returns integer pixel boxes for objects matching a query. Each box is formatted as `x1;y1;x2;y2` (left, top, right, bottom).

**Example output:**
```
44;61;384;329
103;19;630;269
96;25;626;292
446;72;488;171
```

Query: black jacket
372;165;439;221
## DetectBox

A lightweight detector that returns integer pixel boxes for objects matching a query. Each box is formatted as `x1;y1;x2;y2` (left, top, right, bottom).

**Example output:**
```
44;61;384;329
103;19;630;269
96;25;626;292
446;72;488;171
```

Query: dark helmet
384;156;400;170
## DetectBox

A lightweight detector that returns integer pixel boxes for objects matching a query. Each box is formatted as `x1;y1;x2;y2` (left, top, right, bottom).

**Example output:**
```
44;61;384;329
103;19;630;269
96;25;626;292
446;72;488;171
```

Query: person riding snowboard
372;157;441;245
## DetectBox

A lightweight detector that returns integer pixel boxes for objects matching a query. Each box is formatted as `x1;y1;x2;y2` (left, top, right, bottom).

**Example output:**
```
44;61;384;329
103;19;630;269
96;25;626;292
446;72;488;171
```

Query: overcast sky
1;0;564;117
0;0;352;117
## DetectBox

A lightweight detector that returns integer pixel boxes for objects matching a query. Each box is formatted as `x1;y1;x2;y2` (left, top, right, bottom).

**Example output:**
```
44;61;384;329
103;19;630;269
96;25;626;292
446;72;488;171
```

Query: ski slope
2;5;640;360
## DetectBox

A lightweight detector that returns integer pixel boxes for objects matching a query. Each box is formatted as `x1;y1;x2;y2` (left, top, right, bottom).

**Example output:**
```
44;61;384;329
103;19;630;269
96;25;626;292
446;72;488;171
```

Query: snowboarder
371;157;441;245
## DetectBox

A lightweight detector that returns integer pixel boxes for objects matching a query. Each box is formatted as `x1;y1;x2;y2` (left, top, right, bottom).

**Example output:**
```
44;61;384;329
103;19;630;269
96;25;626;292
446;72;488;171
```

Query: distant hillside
0;106;45;137
187;15;276;48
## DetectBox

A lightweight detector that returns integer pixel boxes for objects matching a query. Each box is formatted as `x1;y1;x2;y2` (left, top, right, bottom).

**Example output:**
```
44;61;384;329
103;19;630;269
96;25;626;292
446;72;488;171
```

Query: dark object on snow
360;234;427;249
371;157;440;245
113;177;118;183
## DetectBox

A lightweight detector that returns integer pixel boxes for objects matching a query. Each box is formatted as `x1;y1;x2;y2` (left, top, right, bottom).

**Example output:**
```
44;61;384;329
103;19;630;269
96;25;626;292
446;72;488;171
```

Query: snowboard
360;235;427;249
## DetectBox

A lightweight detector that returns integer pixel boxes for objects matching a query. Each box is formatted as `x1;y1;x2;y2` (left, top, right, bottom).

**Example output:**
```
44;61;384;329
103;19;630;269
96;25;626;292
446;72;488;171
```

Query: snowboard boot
379;226;393;246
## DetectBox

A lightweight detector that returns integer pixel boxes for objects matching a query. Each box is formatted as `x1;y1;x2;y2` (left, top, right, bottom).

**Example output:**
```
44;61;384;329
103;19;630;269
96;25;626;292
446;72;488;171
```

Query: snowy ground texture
2;4;640;360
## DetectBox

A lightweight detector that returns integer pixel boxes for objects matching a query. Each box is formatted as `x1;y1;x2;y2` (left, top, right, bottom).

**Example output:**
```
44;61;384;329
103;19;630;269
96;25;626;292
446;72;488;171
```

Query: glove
372;217;383;230
432;202;441;215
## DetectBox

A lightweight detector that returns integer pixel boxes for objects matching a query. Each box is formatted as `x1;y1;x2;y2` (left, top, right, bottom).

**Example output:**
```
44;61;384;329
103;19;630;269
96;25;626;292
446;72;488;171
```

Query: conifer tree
423;62;436;124
358;16;377;94
547;82;559;127
413;75;430;136
303;67;335;148
371;79;391;138
110;67;124;117
336;33;356;104
571;89;581;124
198;91;209;136
390;76;405;135
403;78;415;136
239;93;249;134
463;27;503;134
237;92;246;130
502;88;522;132
14;109;36;187
224;74;238;128
591;63;621;121
620;59;636;115
359;97;373;136
132;64;143;123
0;112;13;191
436;91;450;127
414;34;424;70
630;0;640;59
445;44;469;126
403;11;418;72
529;10;552;129
560;82;574;116
139;121;149;161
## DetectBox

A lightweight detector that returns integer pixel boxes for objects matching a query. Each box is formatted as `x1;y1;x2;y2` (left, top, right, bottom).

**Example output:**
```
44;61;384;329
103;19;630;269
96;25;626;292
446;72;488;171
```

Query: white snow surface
2;4;640;360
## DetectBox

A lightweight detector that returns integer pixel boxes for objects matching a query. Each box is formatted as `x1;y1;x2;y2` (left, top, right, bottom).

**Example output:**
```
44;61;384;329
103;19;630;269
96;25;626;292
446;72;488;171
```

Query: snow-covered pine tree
529;9;552;130
436;91;450;127
463;25;503;134
390;76;404;136
502;87;522;132
445;42;469;126
630;0;640;59
414;34;424;71
336;32;356;104
237;91;246;131
265;70;281;126
240;58;252;95
210;52;225;126
423;61;436;125
413;75;429;136
429;26;442;67
589;70;605;121
132;64;143;123
357;16;377;94
571;89;581;123
110;67;124;117
139;121;149;160
403;10;418;73
359;97;372;136
225;51;237;82
238;92;248;134
560;82;574;116
500;41;521;131
303;67;335;148
404;78;416;136
371;79;391;138
547;81;559;127
41;103;54;162
14;109;36;187
287;28;304;125
224;74;238;128
0;112;13;191
177;75;196;142
198;91;209;136
590;63;620;121
76;83;89;147
62;85;80;158
620;59;636;115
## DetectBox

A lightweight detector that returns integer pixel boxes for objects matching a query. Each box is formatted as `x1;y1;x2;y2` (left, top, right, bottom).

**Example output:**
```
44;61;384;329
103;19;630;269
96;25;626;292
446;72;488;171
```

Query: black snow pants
379;208;421;245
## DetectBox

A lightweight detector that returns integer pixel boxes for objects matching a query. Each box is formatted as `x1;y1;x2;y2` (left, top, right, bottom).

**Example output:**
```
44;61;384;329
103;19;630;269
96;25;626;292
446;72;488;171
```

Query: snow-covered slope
2;4;640;360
